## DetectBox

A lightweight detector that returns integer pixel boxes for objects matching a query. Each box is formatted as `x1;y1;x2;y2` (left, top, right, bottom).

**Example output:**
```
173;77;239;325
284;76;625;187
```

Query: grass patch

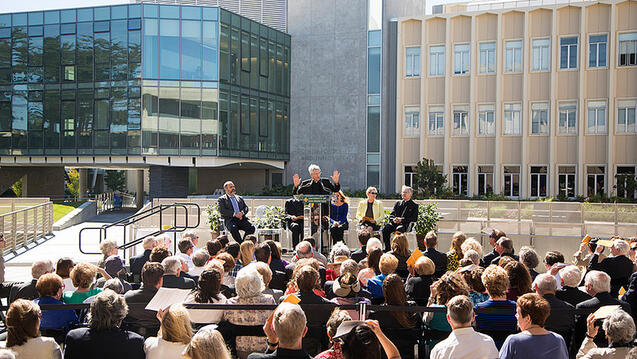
53;201;85;223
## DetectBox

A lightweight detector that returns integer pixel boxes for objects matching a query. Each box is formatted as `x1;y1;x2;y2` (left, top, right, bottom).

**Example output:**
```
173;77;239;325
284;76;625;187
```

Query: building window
618;32;637;66
405;47;420;77
453;44;470;75
531;102;549;135
587;101;606;134
587;166;605;197
452;108;468;136
558;102;577;134
479;42;496;74
477;165;494;195
428;106;444;136
558;166;576;198
505;40;522;73
532;38;550;71
503;166;520;198
617;100;636;133
404;107;419;137
404;165;416;187
560;36;578;69
452;166;468;196
478;104;495;136
429;45;445;76
616;166;636;199
589;34;607;68
530;166;548;198
503;103;521;135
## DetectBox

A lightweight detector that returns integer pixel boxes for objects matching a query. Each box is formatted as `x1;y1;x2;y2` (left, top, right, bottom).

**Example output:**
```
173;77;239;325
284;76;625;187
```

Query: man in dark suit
556;265;592;307
482;228;507;266
285;241;326;286
161;256;195;289
534;273;575;345
129;236;157;282
218;181;256;243
422;231;447;279
573;270;632;352
247;302;312;359
381;185;419;251
292;164;340;196
621;271;637;321
285;197;305;248
489;237;519;265
9;259;54;303
123;262;164;338
350;231;371;263
588;238;634;297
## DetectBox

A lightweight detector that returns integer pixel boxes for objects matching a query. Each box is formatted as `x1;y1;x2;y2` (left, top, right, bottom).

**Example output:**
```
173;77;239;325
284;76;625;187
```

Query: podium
301;194;333;254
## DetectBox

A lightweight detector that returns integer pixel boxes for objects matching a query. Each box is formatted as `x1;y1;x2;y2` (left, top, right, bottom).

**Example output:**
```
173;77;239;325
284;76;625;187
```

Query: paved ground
5;209;138;282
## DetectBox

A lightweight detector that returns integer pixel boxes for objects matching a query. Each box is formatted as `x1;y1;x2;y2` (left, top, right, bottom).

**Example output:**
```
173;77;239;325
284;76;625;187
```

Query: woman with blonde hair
182;326;231;359
1;299;62;358
145;304;193;359
62;262;111;304
330;191;350;244
389;233;411;279
355;187;384;231
446;231;466;271
238;241;254;266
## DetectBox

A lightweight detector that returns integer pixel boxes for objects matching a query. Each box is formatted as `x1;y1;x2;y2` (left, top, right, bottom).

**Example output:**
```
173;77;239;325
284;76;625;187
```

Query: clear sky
0;0;129;14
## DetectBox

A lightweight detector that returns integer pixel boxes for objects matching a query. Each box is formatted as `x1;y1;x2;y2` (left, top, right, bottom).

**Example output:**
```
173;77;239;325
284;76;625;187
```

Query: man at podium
292;164;340;195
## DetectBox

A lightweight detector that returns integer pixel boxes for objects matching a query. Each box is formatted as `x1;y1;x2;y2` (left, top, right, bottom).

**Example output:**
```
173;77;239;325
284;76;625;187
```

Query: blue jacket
330;203;349;225
34;296;78;330
366;274;387;298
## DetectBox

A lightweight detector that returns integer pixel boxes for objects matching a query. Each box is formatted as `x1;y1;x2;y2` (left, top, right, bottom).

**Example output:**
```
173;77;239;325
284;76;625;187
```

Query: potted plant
207;203;222;239
255;205;286;241
414;202;441;244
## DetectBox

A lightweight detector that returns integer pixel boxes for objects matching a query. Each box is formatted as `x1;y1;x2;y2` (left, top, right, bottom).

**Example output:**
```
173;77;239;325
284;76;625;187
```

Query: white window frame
428;105;444;136
558;165;577;199
477;165;494;196
530;165;549;198
616;165;636;199
617;99;637;134
503;103;521;135
531;102;549;135
452;165;468;196
558;101;577;135
586;165;606;197
505;40;523;73
453;43;470;75
477;104;495;136
618;32;637;67
531;38;550;72
588;33;608;68
405;47;420;77
560;36;578;70
403;106;420;137
503;165;520;199
452;106;469;136
429;45;445;77
587;100;607;134
479;42;496;74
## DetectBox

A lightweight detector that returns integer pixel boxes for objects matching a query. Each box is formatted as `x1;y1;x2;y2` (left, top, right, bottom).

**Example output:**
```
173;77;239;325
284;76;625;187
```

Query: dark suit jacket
482;248;499;267
423;248;448;279
621;271;637;319
123;285;160;333
490;252;519;265
285;198;304;225
129;249;151;278
9;279;38;303
574;292;632;350
543;293;575;336
388;199;418;226
588;254;634;296
556;286;592;307
351;246;367;263
64;327;145;359
405;274;434;306
162;274;196;289
293;178;340;195
217;193;250;222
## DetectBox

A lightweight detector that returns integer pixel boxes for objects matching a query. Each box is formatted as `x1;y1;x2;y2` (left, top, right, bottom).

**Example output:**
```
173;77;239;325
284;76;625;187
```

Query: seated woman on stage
329;191;350;244
355;187;384;232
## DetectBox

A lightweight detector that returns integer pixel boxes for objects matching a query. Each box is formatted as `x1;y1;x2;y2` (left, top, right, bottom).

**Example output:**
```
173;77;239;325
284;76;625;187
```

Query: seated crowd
2;227;637;359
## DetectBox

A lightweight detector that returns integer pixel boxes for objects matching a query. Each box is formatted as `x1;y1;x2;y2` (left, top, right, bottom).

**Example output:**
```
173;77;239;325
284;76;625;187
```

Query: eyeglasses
369;192;377;195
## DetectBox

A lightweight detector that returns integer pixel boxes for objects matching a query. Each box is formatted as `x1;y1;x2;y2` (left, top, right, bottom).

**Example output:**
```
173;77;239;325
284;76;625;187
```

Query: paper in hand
592;305;620;320
406;249;424;267
146;287;192;312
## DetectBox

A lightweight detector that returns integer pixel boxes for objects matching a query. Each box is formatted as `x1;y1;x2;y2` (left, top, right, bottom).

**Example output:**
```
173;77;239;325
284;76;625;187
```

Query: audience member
206;239;223;258
588;238;633;297
98;239;119;268
56;257;77;292
9;259;54;303
63;263;110;304
556;265;591;307
460;237;484;263
218;181;256;243
190;249;210;277
337;320;401;359
182;326;231;359
474;265;517;349
577;309;635;358
424;272;470;342
285;259;325;297
161;256;196;289
64;289;145;359
366;253;398;300
217;252;237;287
381;186;418;250
405;256;435;306
355;186;384;233
489;237;519;265
325;259;365;300
533;273;575;344
330;272;370;320
285;196;305;248
621;267;637;321
302;237;328;266
177;238;195;271
388;233;411;279
447;231;466;272
286;241;327;285
503;261;532;301
34;273;78;331
253;262;283;303
255;242;272;264
144;304;192;359
247;302;312;359
154;234;172;250
463;249;481;266
123;262;164;338
97;255;132;292
482;228;507;266
499;293;569;359
366;237;383;253
184;268;227;326
357;247;382;288
461;266;490;306
422;231;448;278
351;231;371;263
149;246;171;263
205;259;235;298
429;295;498;359
239;241;255;267
1;299;62;358
329;191;350;244
181;230;200;247
265;240;288;291
519;246;540;280
316;308;351;359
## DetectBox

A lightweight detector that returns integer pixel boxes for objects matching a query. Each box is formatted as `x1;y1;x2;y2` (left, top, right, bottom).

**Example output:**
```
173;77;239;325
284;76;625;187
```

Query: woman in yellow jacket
355;186;385;232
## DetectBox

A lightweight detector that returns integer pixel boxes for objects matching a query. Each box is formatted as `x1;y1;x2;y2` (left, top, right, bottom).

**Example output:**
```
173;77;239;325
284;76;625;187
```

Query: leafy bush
414;202;441;235
254;205;286;229
206;204;222;232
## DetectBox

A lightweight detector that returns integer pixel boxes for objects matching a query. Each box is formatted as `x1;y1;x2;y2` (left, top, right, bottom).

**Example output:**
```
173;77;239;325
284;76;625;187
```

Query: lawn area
53;201;85;223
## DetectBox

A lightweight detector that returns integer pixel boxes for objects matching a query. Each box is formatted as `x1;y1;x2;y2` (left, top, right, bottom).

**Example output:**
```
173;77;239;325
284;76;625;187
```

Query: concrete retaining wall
53;201;97;231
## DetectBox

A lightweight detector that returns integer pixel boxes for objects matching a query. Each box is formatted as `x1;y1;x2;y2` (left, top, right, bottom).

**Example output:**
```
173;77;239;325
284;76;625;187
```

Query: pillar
136;169;144;208
79;169;88;200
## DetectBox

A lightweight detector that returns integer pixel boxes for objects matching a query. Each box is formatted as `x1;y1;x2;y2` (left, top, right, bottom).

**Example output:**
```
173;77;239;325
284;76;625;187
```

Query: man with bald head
217;181;255;243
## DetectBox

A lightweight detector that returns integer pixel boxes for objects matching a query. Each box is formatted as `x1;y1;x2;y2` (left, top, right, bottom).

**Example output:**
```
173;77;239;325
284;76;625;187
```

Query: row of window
404;165;636;198
403;100;637;137
404;32;637;77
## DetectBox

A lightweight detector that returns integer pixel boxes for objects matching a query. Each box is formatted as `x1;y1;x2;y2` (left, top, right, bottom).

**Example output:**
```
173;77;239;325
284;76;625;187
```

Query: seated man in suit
123;262;164;338
160;256;195;289
129;236;157;282
218;181;256;244
556;265;592;307
381;185;419;251
482;228;507;266
489;237;519;265
9;259;54;303
285;197;305;248
588;238;634;297
533;273;575;344
422;231;448;279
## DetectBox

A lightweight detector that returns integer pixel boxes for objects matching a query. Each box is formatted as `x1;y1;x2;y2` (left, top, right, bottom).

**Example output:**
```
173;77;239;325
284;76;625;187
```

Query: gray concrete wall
53;201;97;231
285;0;368;191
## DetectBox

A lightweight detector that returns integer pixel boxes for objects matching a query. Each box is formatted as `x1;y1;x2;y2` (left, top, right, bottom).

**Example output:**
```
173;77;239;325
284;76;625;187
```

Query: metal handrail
0;201;53;256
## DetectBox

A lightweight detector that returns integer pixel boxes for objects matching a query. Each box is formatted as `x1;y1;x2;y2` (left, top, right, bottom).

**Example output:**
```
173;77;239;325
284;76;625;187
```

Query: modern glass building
0;4;290;160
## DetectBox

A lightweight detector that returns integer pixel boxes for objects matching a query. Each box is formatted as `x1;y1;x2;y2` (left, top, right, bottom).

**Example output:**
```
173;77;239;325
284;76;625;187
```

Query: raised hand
331;170;340;184
293;173;301;187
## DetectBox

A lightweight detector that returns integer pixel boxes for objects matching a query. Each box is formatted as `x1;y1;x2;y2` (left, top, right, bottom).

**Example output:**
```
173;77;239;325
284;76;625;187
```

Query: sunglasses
369;192;377;195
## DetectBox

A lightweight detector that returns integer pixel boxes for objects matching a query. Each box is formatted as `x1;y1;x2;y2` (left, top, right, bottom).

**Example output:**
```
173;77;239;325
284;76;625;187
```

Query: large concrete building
394;0;637;199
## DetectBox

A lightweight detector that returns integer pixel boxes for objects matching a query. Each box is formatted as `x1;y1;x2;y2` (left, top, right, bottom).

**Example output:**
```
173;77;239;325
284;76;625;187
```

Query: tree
104;170;127;193
66;169;80;197
413;158;448;198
